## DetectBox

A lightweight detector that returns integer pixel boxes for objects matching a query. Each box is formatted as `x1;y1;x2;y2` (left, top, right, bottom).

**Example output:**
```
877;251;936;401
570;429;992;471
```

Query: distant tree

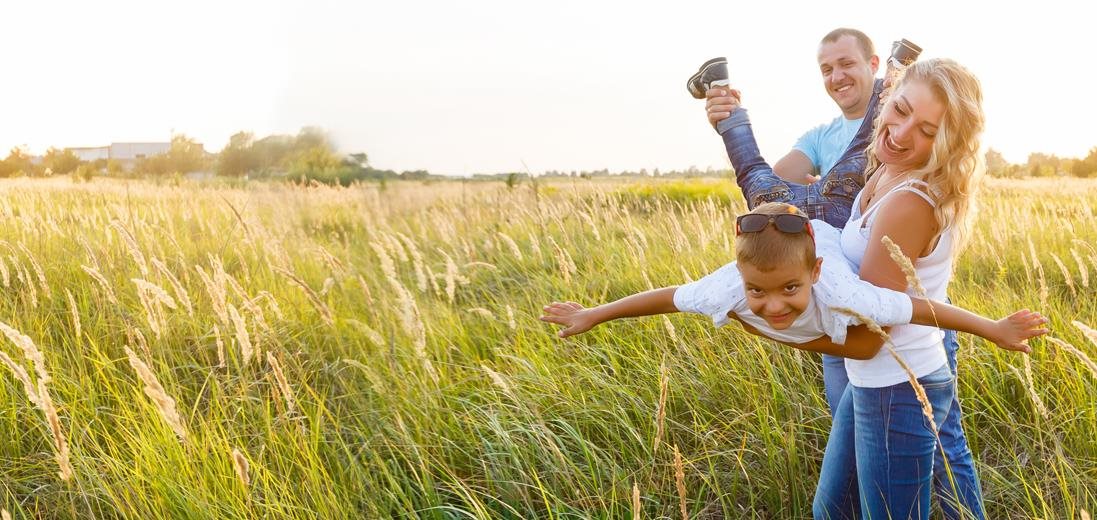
0;147;35;177
347;152;369;169
1072;147;1097;178
167;134;207;173
217;131;258;177
43;148;82;176
288;145;345;182
985;148;1010;177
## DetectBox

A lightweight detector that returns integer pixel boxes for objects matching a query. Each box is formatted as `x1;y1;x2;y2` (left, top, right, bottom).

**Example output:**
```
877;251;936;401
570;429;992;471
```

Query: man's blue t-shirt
793;115;864;175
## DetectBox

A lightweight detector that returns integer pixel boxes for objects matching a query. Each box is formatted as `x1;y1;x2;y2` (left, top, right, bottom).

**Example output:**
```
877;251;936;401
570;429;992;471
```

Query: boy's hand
705;88;742;128
990;309;1050;354
540;301;598;338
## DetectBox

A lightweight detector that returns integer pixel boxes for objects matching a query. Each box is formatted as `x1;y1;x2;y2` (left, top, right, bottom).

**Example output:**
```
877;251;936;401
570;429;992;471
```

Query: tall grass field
0;176;1093;518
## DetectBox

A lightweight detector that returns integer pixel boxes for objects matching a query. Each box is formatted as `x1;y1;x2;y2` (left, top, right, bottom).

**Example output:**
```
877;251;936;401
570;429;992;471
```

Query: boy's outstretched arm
909;298;1049;354
540;287;679;338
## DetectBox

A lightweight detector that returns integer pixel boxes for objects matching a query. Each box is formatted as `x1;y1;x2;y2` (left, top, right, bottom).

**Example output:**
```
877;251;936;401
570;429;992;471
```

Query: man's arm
541;287;679;338
773;150;819;185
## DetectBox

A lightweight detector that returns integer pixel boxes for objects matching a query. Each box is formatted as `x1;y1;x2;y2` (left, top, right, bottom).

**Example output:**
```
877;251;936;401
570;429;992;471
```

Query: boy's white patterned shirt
672;220;912;345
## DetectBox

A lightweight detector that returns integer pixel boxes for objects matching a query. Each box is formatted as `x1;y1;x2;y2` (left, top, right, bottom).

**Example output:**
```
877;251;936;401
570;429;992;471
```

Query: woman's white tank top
839;179;952;388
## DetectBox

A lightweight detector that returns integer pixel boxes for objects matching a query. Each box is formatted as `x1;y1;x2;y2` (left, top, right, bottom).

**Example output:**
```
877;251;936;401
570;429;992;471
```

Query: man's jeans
715;79;985;518
715;79;881;229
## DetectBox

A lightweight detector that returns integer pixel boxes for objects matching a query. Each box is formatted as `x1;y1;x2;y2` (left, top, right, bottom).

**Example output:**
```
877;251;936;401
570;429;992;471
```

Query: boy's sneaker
686;57;729;99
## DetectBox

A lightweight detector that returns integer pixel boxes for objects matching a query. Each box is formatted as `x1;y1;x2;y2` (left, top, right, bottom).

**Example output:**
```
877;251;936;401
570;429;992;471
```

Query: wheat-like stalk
1050;253;1076;298
497;231;523;261
152;257;193;316
662;316;680;346
1045;337;1097;379
1024;355;1049;419
37;380;73;481
65;289;82;340
396;232;429;293
132;278;178;310
17;243;49;299
227;304;255;365
125;345;187;442
1028;238;1049;308
653;361;669;454
231;448;250;489
111;219;149;276
81;264;119;306
1070;248;1089;288
267;352;297;417
1074;320;1097;350
0;255;10;288
506;305;517;331
673;444;688;520
0;350;41;407
439;249;459;304
467;307;494;319
881;235;926;296
272;267;336;327
0;321;50;386
632;482;641;520
194;264;229;326
214;324;226;368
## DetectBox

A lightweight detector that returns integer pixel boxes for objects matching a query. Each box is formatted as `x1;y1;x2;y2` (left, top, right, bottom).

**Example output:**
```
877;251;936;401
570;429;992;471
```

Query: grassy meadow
0;176;1093;518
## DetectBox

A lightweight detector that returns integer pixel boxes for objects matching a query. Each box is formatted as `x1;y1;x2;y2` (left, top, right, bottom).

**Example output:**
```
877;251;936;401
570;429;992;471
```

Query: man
694;28;986;519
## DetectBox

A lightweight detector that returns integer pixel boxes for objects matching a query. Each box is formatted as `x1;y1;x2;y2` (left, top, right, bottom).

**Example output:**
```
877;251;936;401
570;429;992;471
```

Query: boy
540;203;1047;358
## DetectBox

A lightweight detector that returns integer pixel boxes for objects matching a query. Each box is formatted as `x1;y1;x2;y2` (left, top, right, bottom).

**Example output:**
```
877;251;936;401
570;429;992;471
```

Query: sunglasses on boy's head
735;213;815;240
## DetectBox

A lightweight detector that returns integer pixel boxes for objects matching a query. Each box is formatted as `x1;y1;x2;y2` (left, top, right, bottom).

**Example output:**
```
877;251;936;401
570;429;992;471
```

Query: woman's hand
540;301;599;338
988;309;1049;354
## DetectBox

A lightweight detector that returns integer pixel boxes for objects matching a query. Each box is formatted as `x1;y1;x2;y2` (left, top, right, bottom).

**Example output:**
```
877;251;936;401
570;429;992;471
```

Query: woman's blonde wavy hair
866;58;985;254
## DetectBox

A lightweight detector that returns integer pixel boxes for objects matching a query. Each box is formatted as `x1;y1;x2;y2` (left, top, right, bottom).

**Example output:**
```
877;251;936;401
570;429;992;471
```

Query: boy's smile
738;258;823;330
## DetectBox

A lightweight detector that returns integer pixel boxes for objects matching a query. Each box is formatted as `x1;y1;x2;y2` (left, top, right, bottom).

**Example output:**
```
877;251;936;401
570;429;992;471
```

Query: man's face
817;35;879;119
738;258;822;330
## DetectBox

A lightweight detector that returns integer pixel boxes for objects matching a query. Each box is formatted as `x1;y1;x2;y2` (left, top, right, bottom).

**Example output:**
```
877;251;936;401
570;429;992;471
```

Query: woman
808;58;988;519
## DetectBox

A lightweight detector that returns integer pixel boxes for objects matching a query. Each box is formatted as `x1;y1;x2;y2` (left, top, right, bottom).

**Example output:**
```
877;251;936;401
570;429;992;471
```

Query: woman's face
875;79;945;172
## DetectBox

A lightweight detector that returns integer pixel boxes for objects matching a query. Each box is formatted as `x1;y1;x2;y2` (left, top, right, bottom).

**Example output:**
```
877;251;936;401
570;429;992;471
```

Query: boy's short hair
820;28;875;61
735;203;817;272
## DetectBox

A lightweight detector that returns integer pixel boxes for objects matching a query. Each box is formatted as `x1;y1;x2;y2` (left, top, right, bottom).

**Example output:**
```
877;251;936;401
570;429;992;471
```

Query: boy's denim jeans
716;79;984;518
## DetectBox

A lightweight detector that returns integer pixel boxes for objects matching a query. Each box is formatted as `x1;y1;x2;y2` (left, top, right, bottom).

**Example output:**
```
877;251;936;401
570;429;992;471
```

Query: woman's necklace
860;166;907;213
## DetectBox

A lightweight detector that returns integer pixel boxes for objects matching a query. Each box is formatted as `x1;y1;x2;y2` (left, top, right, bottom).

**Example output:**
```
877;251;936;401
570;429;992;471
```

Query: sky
3;1;1093;175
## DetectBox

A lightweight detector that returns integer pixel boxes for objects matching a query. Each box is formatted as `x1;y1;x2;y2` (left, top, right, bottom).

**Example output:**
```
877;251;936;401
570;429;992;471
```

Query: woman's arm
729;315;882;360
541;287;679;338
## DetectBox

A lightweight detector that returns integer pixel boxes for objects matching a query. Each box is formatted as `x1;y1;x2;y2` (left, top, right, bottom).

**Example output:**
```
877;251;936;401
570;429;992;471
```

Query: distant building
70;146;110;162
109;142;172;160
65;141;198;172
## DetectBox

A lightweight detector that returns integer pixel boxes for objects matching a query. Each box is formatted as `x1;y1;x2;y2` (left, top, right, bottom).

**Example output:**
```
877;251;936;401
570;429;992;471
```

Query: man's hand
988;309;1050;354
705;87;741;128
540;301;599;338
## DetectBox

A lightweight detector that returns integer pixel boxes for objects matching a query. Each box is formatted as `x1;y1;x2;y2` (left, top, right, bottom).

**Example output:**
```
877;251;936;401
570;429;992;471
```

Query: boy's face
738;257;823;330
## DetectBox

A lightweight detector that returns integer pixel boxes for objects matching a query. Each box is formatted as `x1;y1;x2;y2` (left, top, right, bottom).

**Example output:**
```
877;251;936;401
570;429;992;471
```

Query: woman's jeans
813;362;976;520
817;331;986;519
716;86;985;518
